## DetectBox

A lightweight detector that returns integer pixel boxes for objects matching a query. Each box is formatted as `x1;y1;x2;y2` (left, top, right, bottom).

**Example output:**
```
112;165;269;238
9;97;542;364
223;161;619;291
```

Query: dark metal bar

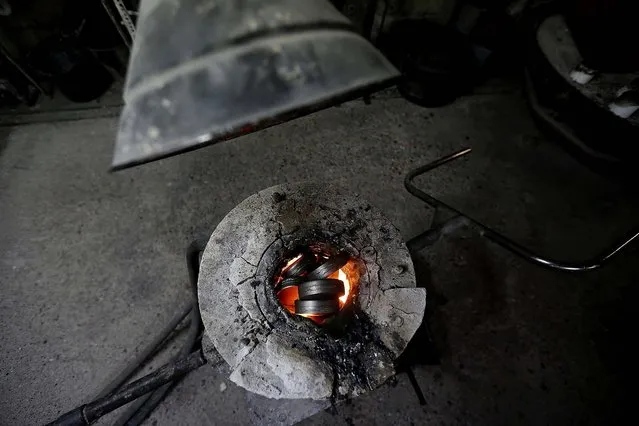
404;366;427;406
295;299;340;315
48;351;207;426
404;148;639;272
49;240;208;426
114;240;207;426
186;238;207;295
285;253;316;278
111;0;137;40
307;252;350;279
117;306;202;426
298;279;345;300
0;43;49;96
277;276;305;291
100;0;133;48
94;302;192;399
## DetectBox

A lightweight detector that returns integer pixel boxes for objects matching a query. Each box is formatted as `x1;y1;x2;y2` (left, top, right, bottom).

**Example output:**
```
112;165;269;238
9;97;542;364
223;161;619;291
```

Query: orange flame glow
338;269;350;305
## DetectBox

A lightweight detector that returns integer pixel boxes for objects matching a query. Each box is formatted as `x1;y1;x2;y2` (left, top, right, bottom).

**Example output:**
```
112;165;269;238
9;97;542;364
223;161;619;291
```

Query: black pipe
47;350;207;426
94;303;193;400
113;239;207;426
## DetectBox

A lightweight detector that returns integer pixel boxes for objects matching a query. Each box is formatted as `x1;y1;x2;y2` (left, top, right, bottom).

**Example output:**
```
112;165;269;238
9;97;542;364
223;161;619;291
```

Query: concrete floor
1;87;636;425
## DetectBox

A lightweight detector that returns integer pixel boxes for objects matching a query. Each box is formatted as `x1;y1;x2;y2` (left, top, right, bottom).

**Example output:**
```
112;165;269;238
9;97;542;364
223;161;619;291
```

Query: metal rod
94;302;193;399
404;366;426;405
111;0;136;40
307;252;350;280
114;240;207;426
186;238;207;295
0;44;49;96
48;351;207;426
117;305;202;426
404;148;639;272
100;0;132;48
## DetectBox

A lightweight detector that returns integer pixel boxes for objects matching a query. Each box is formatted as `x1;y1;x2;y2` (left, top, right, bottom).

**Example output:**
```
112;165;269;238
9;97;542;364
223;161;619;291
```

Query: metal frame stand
101;0;137;49
405;148;639;271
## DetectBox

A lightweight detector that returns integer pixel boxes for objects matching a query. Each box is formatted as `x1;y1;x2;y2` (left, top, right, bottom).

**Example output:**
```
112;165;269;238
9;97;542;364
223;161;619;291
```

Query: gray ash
311;310;396;401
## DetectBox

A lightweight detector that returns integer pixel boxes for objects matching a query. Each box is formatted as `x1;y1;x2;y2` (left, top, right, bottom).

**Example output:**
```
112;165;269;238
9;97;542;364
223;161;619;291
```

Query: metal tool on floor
404;148;639;271
48;241;208;426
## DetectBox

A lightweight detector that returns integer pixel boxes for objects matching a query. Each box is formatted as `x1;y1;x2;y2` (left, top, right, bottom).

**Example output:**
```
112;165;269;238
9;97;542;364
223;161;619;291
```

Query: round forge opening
273;245;360;324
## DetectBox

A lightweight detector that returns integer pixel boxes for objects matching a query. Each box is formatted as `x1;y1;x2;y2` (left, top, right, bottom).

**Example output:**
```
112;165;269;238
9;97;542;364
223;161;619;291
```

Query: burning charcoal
307;252;350;280
298;279;344;300
284;253;317;278
295;299;340;316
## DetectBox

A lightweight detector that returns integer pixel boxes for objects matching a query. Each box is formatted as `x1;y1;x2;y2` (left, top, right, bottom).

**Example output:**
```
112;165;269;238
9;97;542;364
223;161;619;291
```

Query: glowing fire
276;252;355;322
338;269;350;305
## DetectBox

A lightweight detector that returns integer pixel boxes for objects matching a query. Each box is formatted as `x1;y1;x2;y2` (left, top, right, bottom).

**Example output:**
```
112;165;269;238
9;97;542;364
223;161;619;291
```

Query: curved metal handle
404;148;639;272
